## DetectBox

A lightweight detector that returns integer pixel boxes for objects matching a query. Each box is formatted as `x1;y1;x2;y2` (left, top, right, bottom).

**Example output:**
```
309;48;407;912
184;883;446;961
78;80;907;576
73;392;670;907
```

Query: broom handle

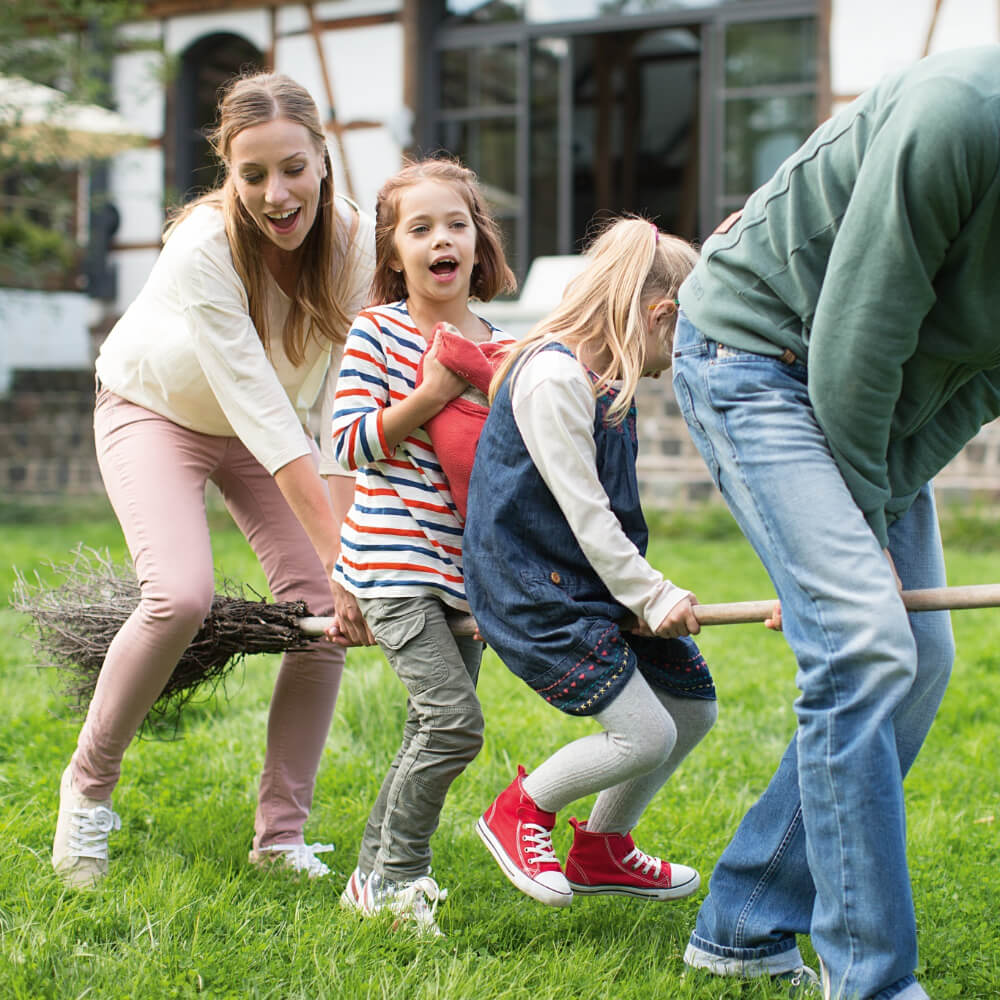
296;614;479;637
296;584;1000;638
693;583;1000;625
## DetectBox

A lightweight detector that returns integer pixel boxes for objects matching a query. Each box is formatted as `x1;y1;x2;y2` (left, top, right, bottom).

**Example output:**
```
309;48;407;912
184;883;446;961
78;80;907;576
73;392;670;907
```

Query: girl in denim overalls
464;219;717;907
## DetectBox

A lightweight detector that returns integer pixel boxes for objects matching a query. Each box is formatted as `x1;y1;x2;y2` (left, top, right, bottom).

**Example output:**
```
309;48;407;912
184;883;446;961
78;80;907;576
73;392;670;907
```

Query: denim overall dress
464;344;715;716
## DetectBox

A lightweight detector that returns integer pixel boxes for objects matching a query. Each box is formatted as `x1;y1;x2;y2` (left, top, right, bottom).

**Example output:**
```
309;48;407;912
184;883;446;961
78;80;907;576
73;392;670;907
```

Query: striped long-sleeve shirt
331;300;507;610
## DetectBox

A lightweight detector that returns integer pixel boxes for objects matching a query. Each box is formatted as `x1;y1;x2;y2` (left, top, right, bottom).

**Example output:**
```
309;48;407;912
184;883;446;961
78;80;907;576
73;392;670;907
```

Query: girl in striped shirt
331;158;515;934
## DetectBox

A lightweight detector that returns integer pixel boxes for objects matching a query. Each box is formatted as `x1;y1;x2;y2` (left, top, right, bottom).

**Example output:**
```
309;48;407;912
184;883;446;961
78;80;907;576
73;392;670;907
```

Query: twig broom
11;546;999;734
11;547;318;735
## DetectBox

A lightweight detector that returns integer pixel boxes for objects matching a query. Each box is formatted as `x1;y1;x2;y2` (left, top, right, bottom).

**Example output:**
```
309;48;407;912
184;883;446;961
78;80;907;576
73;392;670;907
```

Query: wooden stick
297;584;1000;638
297;614;479;638
694;584;1000;625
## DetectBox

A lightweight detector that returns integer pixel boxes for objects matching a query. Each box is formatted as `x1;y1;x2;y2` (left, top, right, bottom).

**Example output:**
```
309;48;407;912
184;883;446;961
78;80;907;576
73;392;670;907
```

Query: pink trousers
74;388;345;848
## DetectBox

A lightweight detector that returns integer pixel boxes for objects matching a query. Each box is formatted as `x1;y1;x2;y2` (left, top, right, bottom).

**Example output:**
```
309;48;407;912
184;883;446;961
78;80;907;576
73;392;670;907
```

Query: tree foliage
0;1;138;102
0;2;139;290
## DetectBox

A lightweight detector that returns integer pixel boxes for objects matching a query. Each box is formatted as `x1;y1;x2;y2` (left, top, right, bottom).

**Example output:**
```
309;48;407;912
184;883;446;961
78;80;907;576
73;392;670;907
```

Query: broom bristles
11;546;319;737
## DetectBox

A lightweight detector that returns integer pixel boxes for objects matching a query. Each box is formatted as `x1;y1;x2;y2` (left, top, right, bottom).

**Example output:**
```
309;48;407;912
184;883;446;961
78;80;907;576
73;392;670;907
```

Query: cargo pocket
367;602;448;696
369;603;427;652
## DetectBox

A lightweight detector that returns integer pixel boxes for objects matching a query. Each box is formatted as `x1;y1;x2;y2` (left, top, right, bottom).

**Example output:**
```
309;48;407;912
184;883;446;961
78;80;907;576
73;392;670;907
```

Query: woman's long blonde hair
490;218;698;424
164;72;356;365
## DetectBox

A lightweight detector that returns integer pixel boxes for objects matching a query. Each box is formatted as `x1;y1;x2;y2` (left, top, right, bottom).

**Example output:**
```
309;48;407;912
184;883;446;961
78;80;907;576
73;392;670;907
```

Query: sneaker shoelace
779;966;822;997
68;804;121;860
521;823;560;865
260;842;335;877
392;876;448;934
622;846;663;880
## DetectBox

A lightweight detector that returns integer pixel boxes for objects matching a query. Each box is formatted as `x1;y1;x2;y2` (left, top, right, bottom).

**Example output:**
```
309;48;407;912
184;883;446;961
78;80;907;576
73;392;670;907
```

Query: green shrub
0;211;77;288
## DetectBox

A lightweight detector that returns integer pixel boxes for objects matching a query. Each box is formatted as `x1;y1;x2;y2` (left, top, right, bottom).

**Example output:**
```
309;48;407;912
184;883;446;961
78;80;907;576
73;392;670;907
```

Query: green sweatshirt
680;46;1000;547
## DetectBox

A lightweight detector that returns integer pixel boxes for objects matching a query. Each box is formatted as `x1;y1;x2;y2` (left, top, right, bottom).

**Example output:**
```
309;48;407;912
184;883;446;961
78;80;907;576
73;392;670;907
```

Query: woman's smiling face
229;117;327;253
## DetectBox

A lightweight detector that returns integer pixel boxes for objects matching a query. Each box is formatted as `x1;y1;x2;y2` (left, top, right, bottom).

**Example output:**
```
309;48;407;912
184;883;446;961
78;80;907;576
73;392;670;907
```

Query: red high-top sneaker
565;817;700;900
476;766;573;907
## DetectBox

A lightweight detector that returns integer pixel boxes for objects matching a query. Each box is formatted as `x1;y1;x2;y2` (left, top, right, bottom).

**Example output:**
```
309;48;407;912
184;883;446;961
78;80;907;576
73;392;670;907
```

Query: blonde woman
464;218;717;909
52;72;375;888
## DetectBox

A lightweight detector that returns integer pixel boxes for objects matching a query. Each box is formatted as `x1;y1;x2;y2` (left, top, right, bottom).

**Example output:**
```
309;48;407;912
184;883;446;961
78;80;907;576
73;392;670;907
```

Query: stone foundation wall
1;371;104;496
3;372;999;509
633;380;1000;509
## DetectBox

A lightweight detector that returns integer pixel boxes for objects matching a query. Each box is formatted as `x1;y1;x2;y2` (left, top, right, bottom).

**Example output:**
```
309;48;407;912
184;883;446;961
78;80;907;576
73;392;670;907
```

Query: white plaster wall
107;25;168;313
831;0;999;107
164;11;272;57
110;249;162;317
931;0;1000;50
315;23;403;123
272;21;405;211
110;149;165;245
316;0;401;16
337;127;405;213
108;149;166;314
112;32;164;137
0;290;92;393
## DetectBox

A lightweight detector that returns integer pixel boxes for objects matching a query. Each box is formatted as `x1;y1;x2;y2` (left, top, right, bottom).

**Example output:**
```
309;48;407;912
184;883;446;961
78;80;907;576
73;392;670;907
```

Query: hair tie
650;222;660;244
648;298;680;313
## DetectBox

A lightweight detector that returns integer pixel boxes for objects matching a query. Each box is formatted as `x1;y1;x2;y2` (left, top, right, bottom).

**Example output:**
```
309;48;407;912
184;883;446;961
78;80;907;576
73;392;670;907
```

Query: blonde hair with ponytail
490;217;698;424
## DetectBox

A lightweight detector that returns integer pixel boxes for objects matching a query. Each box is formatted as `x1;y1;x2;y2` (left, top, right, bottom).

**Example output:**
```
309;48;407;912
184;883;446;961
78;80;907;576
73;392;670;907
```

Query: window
428;2;819;282
717;17;817;220
444;0;770;25
175;34;264;203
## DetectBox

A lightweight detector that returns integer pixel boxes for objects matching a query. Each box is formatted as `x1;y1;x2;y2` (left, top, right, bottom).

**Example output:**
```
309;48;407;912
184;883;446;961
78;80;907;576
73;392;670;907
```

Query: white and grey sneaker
52;765;121;889
773;966;822;997
683;943;821;997
359;871;448;937
339;866;367;910
249;841;335;878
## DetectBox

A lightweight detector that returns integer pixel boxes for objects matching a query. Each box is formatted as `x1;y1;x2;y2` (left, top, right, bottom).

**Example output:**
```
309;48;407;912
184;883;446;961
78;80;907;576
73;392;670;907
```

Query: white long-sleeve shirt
95;198;374;476
510;349;691;630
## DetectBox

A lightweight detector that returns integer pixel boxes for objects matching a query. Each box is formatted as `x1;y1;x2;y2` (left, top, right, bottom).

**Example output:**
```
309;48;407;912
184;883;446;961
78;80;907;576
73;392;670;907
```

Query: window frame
421;0;822;280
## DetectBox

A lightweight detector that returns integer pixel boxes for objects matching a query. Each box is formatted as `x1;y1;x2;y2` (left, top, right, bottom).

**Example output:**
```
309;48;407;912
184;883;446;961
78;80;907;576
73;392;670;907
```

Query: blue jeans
671;314;954;1000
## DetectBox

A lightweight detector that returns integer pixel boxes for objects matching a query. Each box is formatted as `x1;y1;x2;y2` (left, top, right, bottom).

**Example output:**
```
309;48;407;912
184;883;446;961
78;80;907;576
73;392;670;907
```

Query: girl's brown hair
164;72;357;365
490;217;698;424
369;156;516;305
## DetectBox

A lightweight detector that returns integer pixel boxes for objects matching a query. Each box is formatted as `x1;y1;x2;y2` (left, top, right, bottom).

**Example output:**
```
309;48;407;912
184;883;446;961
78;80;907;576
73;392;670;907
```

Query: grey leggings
523;669;717;834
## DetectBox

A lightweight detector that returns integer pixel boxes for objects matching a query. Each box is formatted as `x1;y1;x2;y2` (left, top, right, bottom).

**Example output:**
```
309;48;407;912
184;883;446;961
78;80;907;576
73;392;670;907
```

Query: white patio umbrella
0;74;145;162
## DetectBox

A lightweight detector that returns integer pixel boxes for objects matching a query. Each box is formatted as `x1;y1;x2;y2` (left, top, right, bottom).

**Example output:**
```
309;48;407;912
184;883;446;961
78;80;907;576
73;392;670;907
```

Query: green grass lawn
1;499;997;999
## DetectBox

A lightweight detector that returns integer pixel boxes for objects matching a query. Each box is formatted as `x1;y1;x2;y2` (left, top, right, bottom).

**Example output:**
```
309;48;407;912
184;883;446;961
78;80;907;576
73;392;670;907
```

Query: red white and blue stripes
332;301;480;609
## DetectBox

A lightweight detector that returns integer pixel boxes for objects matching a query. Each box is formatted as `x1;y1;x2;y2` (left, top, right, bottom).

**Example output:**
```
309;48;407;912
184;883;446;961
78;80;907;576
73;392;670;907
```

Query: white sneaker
340;866;367;910
359;871;448;937
684;943;821;995
52;765;121;889
248;841;335;878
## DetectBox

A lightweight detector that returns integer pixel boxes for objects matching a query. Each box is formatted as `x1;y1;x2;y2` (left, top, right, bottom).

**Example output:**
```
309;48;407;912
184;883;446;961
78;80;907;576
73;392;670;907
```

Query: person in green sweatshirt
672;46;1000;1000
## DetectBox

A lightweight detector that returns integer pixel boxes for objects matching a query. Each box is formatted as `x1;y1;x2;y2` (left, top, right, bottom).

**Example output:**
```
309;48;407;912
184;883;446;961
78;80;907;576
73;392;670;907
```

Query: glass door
431;2;818;278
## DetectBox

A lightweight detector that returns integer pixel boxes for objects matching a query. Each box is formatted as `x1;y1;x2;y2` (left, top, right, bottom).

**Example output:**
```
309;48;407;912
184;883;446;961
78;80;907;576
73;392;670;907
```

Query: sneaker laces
521;823;560;865
392;876;448;935
68;804;121;861
259;842;335;877
622;845;663;880
779;966;822;997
